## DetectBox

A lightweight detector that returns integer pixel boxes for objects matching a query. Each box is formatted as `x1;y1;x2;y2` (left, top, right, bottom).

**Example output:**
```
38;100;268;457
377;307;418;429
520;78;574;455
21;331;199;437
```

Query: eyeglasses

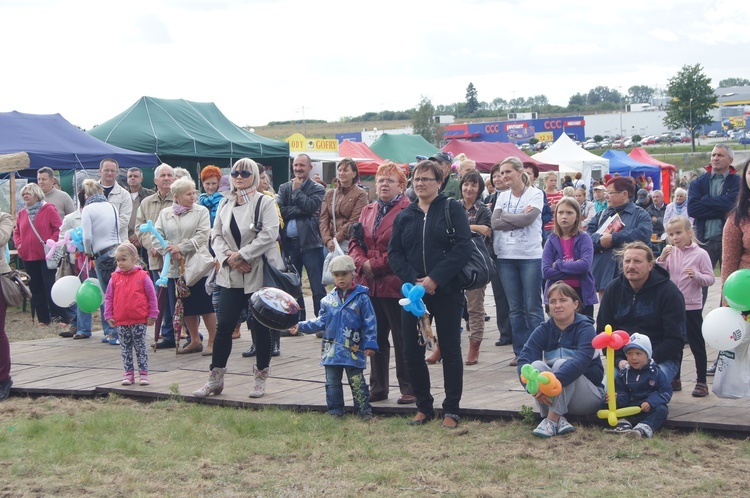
605;190;623;196
413;177;438;184
231;170;253;179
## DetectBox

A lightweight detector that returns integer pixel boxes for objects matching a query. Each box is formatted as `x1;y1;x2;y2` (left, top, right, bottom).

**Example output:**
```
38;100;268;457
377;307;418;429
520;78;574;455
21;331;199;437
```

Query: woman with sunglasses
389;160;472;429
587;176;652;298
193;158;284;399
319;158;367;255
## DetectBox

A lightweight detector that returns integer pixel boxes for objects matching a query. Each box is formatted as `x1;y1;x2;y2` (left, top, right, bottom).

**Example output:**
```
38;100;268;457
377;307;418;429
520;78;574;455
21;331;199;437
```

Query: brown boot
465;340;481;365
232;324;241;339
425;344;442;364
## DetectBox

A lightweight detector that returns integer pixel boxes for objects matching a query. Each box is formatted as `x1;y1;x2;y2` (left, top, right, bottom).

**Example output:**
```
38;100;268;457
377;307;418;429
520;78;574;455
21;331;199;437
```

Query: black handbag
254;195;303;301
444;199;494;290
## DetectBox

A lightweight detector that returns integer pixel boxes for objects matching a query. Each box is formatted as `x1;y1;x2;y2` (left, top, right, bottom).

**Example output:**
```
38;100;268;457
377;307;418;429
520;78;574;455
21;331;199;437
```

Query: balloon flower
520;364;562;396
398;283;425;317
44;238;66;261
139;220;170;287
69;226;85;252
593;324;642;426
724;269;750;312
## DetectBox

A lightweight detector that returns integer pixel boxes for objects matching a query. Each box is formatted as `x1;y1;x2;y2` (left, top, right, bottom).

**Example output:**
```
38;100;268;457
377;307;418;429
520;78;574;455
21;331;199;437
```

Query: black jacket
389;194;472;294
278;178;326;252
596;264;686;365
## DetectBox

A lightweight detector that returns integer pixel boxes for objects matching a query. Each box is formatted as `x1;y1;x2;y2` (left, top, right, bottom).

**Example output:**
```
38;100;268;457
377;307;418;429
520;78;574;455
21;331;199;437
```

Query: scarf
84;193;108;206
373;194;402;237
199;192;224;225
172;204;192;216
674;201;685;215
235;187;256;205
26;200;44;222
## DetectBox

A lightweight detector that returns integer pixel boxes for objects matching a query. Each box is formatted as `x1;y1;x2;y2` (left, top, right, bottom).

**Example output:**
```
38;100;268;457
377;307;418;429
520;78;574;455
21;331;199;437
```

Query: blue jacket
517;314;604;388
297;284;379;369
687;165;740;242
614;360;672;409
542;232;598;307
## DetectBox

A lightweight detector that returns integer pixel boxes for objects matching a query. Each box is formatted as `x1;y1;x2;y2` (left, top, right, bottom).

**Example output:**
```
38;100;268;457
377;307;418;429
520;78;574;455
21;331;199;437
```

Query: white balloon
702;307;748;351
51;276;82;308
398;298;411;306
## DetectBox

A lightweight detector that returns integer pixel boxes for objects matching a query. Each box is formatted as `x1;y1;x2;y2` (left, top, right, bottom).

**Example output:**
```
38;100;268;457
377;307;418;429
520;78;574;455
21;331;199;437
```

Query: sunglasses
231;170;253;178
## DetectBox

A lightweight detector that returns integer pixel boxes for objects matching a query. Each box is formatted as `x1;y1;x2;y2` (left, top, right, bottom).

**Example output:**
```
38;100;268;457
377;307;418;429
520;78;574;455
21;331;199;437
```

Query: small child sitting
297;255;378;420
605;333;673;438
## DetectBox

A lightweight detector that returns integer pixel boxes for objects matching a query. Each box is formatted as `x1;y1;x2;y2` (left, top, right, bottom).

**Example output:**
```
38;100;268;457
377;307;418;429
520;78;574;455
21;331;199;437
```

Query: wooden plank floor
7;280;750;434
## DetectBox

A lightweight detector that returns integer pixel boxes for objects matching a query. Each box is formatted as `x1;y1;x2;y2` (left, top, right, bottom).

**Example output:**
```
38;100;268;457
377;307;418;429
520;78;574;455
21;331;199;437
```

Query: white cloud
650;28;679;43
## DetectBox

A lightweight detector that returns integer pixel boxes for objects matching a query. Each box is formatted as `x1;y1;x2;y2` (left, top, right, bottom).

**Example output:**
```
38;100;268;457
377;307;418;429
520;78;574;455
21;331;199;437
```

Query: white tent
532;134;609;191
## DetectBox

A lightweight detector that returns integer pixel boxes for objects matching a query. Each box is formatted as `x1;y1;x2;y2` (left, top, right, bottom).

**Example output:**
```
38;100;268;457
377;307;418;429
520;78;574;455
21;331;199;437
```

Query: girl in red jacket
104;243;158;386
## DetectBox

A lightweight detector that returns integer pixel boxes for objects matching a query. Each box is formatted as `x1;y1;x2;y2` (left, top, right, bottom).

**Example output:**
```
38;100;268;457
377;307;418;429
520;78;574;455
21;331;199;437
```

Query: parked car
641;136;657;145
739;134;750;145
583;139;599;150
707;130;722;138
612;139;625;149
680;135;692;143
600;140;612;148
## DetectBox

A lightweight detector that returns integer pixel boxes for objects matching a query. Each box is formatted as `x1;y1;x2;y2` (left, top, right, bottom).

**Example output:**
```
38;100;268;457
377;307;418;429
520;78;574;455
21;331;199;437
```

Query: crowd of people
1;145;748;441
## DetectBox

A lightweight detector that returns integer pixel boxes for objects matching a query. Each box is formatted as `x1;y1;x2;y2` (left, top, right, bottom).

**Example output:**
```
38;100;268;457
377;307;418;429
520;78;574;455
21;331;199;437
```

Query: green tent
88;97;291;183
369;133;439;165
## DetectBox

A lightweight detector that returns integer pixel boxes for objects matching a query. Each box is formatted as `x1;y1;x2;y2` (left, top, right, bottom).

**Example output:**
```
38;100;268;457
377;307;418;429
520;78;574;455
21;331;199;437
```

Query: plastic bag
321;239;344;286
713;321;750;399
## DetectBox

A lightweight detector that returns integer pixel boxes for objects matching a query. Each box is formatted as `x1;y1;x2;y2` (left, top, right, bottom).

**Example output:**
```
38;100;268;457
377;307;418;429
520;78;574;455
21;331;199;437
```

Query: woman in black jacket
389;160;472;429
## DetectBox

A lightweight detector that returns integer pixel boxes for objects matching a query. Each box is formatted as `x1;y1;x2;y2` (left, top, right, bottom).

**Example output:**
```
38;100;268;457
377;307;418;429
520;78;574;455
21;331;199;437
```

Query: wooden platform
7;280;750;434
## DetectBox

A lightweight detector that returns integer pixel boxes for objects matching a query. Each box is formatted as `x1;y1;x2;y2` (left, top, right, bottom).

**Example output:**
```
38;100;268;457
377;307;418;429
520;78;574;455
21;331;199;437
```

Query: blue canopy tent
0;111;158;171
602;150;661;190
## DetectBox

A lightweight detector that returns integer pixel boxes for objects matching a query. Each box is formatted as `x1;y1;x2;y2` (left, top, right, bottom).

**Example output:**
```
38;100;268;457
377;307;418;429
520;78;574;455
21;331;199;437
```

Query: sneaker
556;416;575;435
139;371;149;386
109;338;120;346
707;362;717;376
604;421;633;434
121;372;134;386
692;382;709;397
102;335;112;344
532;418;558;438
630;423;654;438
671;378;682;392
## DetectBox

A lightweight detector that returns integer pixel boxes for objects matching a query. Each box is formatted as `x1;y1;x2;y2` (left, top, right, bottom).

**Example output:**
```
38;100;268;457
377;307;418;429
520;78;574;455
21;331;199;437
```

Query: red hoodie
104;266;158;326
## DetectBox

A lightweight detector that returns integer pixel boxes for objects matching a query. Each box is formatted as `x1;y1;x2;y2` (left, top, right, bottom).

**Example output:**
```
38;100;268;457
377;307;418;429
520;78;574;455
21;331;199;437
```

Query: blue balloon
411;300;425;317
409;285;425;302
155;252;171;287
69;226;85;252
139;220;167;248
401;282;413;298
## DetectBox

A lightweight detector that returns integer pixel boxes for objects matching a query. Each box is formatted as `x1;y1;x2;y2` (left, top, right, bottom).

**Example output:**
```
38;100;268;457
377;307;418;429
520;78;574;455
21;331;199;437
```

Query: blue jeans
657;358;681;384
324;365;372;417
497;258;544;356
95;249;118;339
284;238;325;320
626;403;669;432
73;305;92;337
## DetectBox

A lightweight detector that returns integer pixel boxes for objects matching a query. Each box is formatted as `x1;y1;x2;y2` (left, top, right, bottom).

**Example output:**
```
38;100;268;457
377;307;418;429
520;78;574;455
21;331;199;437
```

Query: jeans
402;288;464;417
151;270;175;342
95;250;118;339
73;305;92;337
212;286;271;370
284;238;325;320
324;365;372;417
657;358;681;384
625;403;669;432
497;258;544;356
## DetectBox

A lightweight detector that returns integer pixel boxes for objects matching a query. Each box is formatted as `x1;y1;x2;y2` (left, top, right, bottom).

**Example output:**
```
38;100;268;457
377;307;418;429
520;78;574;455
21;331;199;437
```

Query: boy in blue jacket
297;255;378;420
605;333;672;438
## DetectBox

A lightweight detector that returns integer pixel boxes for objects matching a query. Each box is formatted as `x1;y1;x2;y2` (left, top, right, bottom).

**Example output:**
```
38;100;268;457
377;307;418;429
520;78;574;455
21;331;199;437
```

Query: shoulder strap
332;188;337;233
444;198;455;243
254;194;265;231
27;214;45;245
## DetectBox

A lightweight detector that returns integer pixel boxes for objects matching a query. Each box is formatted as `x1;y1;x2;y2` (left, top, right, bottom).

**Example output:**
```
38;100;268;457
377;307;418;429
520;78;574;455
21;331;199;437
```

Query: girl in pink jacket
656;216;715;397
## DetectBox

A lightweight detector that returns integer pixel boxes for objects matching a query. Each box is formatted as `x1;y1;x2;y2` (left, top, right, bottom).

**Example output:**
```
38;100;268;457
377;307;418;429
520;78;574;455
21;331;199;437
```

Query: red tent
628;148;677;199
441;140;557;173
338;139;408;175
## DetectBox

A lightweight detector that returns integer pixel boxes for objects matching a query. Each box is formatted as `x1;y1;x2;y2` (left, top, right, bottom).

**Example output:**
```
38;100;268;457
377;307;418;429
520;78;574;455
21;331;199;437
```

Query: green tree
465;83;479;114
628;85;656;104
593;135;603;143
568;92;587;108
632;134;642;143
718;77;750;88
587;86;621;105
664;63;717;152
412;96;439;146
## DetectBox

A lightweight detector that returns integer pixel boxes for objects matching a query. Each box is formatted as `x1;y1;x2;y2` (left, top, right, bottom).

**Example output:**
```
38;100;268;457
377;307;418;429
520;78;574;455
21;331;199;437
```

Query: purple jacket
542;232;598;307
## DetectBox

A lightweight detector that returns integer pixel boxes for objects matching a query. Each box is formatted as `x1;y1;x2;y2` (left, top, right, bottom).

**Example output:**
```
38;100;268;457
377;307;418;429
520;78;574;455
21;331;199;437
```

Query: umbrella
173;259;190;355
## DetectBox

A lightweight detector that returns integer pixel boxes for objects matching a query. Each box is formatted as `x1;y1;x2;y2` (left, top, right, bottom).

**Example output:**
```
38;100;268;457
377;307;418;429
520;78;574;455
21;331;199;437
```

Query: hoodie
656;242;715;310
517;313;604;388
596;264;686;365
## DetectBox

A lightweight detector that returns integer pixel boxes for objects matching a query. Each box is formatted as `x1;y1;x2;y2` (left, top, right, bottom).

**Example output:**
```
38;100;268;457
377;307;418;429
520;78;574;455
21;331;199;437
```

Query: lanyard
510;187;526;214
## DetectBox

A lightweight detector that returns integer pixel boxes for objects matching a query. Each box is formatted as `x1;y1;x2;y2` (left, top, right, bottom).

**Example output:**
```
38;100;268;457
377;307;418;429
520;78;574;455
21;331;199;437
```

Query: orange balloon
538;372;563;396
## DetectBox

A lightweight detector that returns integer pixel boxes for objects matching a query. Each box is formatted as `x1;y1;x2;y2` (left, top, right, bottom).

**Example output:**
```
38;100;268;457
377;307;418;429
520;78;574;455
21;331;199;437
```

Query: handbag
27;215;58;270
184;240;216;287
254;195;303;300
1;270;33;307
444;199;494;290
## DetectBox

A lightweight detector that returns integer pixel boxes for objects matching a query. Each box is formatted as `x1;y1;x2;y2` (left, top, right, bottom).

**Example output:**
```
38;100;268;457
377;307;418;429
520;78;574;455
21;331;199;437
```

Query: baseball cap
428;152;452;164
594;185;606;191
637;189;649;199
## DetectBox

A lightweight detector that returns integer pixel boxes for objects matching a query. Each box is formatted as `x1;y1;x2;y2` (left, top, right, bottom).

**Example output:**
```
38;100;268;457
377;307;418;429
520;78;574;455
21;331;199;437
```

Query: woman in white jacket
193;158;283;399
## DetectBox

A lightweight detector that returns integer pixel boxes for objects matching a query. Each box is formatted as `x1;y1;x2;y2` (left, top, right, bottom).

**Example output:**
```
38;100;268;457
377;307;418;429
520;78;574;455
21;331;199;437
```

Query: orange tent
628;148;677;199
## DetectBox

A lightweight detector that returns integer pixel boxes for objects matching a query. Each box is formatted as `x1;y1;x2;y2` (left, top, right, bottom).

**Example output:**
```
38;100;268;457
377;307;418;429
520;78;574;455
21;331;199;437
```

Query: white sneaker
532;418;558;438
556;416;575;435
631;423;653;438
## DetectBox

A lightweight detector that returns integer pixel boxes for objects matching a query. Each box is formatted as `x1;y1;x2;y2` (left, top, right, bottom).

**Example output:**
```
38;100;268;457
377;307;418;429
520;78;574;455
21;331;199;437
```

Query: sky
1;0;748;131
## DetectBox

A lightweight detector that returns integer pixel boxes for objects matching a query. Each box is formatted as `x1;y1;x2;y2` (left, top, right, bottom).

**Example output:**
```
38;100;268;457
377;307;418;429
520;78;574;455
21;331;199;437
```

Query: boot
249;365;269;398
465;339;481;365
242;329;257;358
192;367;227;398
425;344;442;365
271;330;280;357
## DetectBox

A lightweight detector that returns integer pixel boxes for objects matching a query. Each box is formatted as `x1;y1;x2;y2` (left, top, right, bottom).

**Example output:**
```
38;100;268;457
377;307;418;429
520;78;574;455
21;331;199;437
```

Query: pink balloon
591;333;609;349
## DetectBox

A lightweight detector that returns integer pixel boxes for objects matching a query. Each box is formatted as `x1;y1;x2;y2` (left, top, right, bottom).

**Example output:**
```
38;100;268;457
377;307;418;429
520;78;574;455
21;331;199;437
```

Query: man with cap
593;185;607;213
635;189;652;210
605;333;672;438
429;151;460;200
596;241;685;384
